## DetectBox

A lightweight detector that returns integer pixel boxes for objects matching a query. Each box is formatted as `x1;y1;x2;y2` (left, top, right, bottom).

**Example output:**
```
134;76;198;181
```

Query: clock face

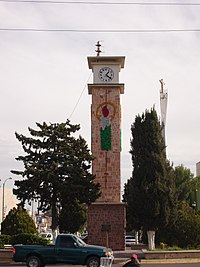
98;67;114;82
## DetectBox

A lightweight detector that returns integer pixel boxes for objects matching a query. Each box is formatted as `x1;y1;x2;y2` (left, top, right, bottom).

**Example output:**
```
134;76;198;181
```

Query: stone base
87;202;126;251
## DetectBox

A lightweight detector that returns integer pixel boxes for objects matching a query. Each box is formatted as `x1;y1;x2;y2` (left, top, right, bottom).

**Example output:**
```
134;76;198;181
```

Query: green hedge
0;233;49;247
0;235;11;248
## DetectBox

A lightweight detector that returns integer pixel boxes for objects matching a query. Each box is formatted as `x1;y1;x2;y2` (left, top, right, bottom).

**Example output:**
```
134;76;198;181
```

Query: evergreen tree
59;200;87;234
1;206;37;235
123;107;177;250
157;201;200;248
157;165;200;246
11;120;100;234
174;165;195;202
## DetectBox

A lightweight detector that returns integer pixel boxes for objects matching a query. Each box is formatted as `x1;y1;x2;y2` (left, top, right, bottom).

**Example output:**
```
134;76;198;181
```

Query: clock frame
98;67;114;82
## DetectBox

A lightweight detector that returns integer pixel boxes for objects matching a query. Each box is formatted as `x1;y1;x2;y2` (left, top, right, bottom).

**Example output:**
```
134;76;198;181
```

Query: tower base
87;202;126;251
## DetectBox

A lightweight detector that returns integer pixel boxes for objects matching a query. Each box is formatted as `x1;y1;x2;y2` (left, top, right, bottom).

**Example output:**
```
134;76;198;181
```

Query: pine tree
1;206;37;235
11;120;100;234
123;107;177;250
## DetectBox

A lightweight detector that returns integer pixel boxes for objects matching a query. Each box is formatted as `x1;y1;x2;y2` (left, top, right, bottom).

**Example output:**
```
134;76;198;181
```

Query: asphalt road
143;264;200;267
1;263;200;267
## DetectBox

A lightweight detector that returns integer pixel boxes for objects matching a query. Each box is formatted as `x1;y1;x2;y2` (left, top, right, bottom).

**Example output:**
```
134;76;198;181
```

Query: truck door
55;235;83;264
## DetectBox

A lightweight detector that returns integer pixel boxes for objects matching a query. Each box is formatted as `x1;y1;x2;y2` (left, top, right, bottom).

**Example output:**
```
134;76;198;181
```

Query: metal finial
159;79;165;93
95;41;102;56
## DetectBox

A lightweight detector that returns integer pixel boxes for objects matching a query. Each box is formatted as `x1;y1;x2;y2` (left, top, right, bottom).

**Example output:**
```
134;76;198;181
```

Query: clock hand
106;71;111;79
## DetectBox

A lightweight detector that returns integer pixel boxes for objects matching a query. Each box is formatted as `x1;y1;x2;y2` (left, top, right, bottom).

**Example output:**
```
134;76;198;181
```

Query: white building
0;187;18;223
196;162;200;176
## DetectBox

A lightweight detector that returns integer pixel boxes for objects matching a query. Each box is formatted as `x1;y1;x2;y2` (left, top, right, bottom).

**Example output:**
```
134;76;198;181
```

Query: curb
0;262;25;266
141;258;200;264
114;257;200;265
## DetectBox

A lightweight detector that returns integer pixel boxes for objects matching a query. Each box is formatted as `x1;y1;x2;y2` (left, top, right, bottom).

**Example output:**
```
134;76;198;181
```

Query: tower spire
95;41;102;56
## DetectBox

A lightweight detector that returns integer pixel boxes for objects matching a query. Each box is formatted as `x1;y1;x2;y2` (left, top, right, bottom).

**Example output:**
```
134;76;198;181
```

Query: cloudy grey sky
0;0;200;190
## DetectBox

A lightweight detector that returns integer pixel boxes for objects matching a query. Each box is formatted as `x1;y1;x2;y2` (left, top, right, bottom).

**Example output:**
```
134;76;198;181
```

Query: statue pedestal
87;202;126;251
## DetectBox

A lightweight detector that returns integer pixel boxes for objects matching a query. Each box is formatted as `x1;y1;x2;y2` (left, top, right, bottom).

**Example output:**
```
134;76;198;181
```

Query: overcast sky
0;0;200;191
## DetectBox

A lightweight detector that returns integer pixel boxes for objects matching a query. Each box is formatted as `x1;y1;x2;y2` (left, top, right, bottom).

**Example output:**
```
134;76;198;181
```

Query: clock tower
87;44;126;250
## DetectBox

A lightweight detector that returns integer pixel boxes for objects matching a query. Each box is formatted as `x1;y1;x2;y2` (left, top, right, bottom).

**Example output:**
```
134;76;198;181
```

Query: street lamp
2;177;12;222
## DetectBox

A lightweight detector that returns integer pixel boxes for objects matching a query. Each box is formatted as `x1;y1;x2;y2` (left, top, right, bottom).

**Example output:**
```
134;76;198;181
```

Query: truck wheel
26;255;43;267
86;256;100;267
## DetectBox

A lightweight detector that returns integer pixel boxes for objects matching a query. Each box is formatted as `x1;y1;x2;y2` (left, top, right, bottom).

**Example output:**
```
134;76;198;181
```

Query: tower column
87;53;126;250
89;84;123;202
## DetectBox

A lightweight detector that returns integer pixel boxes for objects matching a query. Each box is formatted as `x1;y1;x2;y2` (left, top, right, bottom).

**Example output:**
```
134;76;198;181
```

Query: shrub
11;233;49;245
0;235;9;248
157;202;200;248
1;207;37;236
0;233;49;247
0;235;12;248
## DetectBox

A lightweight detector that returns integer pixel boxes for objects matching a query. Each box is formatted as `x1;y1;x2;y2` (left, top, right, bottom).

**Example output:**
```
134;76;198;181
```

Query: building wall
0;188;18;223
196;162;200;176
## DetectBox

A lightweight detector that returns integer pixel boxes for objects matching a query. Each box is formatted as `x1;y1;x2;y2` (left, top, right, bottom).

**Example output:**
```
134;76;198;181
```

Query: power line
1;0;200;5
1;28;200;33
69;73;92;119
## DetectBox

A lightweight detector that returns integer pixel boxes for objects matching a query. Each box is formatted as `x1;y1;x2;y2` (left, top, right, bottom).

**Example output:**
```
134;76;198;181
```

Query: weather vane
95;41;102;56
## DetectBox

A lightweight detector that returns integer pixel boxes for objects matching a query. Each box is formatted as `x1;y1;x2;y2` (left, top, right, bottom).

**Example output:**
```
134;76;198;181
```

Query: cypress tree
124;107;177;250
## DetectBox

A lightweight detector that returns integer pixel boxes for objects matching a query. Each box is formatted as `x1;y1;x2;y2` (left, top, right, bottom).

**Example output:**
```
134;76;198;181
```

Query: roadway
1;263;200;267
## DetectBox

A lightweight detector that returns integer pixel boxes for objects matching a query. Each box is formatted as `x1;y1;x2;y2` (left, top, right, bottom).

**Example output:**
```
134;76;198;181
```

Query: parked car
125;235;136;247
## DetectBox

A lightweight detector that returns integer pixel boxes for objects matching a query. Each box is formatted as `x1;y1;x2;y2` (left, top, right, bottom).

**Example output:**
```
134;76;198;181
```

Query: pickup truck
13;233;113;267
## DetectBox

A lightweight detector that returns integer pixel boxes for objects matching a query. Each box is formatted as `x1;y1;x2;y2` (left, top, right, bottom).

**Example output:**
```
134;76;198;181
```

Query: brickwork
87;203;126;251
90;85;122;202
87;56;125;251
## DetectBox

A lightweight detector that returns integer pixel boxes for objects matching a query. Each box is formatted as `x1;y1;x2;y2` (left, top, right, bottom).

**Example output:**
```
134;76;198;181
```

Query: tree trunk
52;229;59;243
51;190;59;243
135;231;139;244
147;230;155;250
